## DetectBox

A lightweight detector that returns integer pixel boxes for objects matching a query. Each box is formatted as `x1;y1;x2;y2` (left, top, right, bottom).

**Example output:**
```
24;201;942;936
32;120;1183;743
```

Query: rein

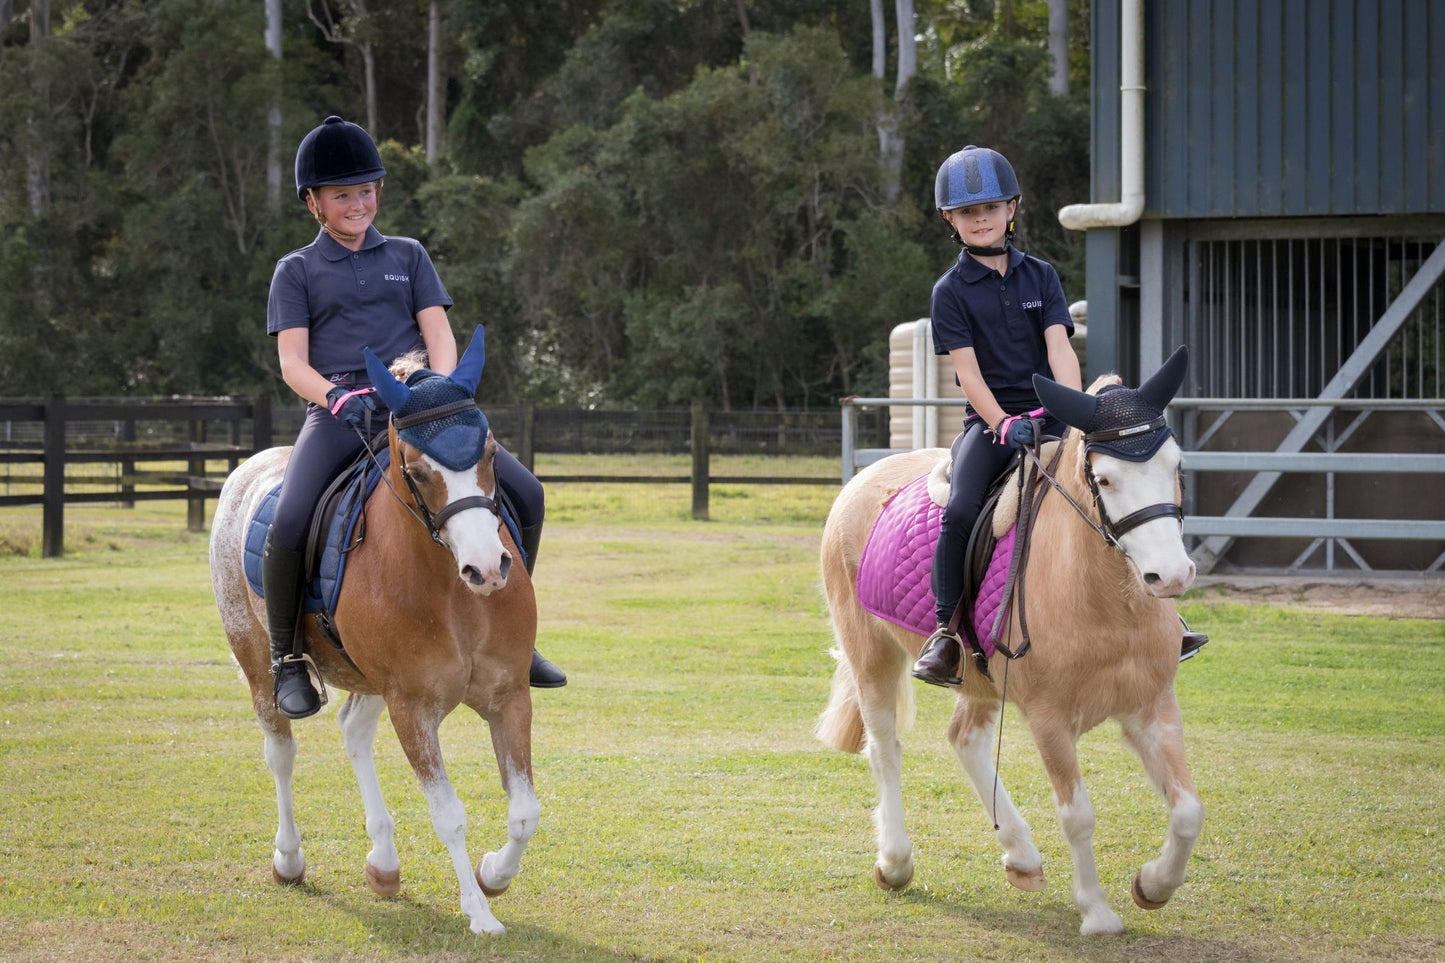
988;417;1184;664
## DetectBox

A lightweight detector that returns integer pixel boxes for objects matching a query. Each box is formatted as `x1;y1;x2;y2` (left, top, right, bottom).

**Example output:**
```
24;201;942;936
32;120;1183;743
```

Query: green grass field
1;460;1442;962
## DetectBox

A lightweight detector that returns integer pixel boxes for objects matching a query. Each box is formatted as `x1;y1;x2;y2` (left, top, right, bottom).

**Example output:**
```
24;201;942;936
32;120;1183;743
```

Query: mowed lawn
1;458;1442;963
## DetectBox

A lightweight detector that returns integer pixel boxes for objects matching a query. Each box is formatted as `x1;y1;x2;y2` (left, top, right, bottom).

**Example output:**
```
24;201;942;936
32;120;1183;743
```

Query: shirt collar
954;244;1025;282
316;225;386;261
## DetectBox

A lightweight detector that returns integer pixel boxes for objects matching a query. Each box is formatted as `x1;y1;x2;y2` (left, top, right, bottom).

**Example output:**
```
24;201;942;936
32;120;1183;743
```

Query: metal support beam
1192;236;1445;572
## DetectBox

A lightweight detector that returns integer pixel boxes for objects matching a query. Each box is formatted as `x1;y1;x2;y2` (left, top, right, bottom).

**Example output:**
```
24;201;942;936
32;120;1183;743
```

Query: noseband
368;399;502;548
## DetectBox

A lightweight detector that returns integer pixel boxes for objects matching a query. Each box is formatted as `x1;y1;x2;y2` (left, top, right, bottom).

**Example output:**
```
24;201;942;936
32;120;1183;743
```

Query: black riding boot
519;521;567;688
262;531;322;719
1180;615;1210;663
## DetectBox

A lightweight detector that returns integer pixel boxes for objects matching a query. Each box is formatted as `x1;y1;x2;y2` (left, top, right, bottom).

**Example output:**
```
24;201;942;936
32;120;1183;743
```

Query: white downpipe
911;319;927;447
924;324;939;448
1058;0;1144;230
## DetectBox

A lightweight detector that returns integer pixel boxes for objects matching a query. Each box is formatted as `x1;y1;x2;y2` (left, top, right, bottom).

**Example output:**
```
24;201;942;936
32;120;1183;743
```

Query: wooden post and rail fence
1;398;853;557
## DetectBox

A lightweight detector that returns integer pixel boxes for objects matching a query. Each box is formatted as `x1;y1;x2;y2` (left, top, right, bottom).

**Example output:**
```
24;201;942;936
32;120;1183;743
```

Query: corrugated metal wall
1144;0;1445;217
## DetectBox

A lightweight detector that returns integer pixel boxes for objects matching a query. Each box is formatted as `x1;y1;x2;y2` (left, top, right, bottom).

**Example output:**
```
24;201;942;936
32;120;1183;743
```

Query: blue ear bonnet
1083;384;1173;462
363;327;491;472
393;373;489;471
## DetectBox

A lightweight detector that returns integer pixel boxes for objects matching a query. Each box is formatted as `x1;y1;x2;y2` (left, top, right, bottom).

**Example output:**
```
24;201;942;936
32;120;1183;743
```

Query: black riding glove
326;386;377;430
999;418;1036;450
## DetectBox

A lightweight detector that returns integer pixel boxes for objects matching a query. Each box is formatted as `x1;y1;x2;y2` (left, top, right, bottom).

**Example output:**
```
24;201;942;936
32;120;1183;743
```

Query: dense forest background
0;0;1089;409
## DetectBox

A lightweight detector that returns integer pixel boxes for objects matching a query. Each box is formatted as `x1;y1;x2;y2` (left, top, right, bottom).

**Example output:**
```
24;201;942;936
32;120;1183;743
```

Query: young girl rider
263;115;566;719
911;145;1081;687
912;145;1208;686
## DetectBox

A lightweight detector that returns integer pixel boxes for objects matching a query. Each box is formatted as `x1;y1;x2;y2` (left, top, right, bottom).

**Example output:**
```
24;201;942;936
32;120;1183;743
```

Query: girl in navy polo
262;116;565;719
911;145;1082;687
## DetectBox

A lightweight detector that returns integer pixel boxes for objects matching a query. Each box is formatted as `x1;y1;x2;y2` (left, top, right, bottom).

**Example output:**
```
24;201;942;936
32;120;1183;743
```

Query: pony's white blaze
423;454;512;595
1093;440;1195;597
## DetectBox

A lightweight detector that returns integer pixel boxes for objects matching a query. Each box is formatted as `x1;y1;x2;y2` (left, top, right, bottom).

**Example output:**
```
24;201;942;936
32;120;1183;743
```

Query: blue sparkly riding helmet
934;145;1021;212
364;328;489;471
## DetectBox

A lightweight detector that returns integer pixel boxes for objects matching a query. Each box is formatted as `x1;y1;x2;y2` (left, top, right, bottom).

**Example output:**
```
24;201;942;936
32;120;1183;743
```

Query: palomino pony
208;328;537;936
816;346;1202;936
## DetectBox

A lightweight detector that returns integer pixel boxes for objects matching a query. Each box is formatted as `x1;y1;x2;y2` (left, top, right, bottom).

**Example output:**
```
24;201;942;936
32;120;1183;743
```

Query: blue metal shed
1070;0;1445;574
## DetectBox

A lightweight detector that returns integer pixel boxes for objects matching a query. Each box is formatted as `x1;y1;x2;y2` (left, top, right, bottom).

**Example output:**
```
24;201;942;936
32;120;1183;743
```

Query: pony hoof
271;863;305;887
476;856;511;898
1006;866;1046;892
1131;872;1169;910
872;862;912;892
365;862;401;898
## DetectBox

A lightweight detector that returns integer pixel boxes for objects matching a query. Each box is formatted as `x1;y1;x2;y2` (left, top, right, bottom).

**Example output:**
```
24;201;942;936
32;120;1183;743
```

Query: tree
513;26;931;409
26;0;50;219
265;0;282;211
307;0;379;135
872;0;915;202
1047;0;1067;94
424;0;441;160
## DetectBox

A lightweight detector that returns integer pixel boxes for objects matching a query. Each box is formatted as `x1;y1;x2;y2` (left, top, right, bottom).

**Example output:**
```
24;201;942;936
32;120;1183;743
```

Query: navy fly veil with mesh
1082;384;1174;462
391;369;490;471
1033;344;1189;464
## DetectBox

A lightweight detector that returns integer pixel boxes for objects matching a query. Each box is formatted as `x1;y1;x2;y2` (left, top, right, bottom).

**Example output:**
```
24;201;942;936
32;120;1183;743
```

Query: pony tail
815;649;867;753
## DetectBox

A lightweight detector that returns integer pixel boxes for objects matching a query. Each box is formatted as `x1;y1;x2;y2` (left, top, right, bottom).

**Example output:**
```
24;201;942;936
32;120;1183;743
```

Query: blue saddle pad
243;449;526;617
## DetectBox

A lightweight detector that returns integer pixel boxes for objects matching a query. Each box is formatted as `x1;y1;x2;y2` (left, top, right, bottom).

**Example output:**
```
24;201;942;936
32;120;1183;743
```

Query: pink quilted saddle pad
854;473;1015;656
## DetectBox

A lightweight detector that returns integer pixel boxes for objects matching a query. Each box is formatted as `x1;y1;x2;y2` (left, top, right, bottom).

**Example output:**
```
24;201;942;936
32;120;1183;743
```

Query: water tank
887;320;966;450
887;310;1088;449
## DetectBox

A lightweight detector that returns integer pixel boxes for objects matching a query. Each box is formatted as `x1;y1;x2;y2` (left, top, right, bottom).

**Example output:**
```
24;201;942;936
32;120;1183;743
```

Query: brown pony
208;329;536;936
816;347;1202;935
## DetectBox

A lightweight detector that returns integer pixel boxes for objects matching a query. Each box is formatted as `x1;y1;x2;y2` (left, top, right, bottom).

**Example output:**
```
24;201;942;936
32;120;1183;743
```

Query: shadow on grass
885;887;1274;962
287;875;644;961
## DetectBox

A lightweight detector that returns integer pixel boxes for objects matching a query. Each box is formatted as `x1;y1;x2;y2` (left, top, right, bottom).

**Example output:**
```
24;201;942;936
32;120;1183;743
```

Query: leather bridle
1020;417;1182;550
360;398;502;549
1076;415;1184;547
988;418;1184;664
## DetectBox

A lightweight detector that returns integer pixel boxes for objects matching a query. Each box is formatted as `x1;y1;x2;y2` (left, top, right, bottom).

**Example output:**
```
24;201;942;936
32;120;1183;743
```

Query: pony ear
1138;344;1189;410
1034;372;1099;430
364;346;412;412
449;327;486;395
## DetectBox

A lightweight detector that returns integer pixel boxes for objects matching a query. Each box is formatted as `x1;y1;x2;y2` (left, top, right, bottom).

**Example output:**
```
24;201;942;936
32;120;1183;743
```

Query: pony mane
387;348;430;382
1087;372;1123;394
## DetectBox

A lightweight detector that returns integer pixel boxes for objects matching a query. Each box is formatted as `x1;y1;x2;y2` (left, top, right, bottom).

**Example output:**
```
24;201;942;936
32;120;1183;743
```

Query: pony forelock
387;348;430;382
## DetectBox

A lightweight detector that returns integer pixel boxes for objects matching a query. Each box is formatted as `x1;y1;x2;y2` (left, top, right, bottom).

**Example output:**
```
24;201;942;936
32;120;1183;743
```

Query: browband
392;398;479;430
1083;415;1168;445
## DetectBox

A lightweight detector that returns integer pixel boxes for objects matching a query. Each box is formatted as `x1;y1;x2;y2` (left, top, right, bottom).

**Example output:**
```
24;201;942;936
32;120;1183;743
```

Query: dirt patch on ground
1192;575;1445;620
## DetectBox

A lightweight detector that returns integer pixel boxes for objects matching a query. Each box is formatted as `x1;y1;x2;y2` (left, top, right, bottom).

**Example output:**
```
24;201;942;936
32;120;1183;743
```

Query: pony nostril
498;553;511;580
462;565;483;586
1144;572;1161;586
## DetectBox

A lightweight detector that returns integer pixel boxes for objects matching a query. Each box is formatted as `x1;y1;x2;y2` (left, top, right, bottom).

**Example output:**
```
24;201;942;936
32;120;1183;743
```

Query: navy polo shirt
930;246;1073;412
267;226;453;377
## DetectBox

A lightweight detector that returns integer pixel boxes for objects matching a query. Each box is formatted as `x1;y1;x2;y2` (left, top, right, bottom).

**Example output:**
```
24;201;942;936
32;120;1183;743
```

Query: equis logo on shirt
1021;300;1043;309
384;273;410;283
